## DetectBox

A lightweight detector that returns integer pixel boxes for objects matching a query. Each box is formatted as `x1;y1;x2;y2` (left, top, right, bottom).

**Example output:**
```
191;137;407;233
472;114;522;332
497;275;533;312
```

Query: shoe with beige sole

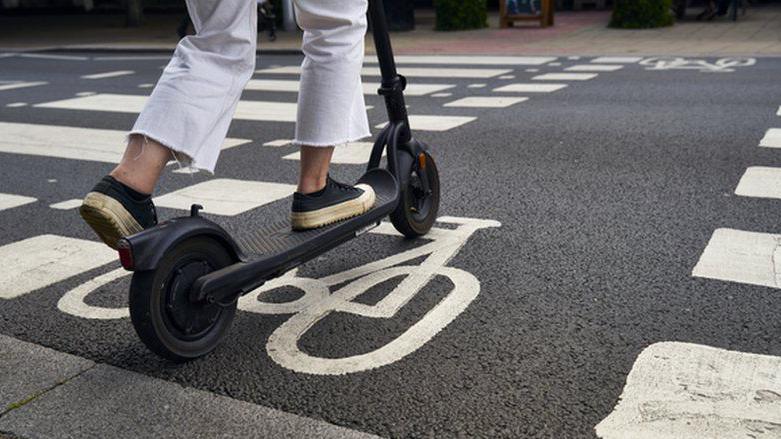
291;175;376;231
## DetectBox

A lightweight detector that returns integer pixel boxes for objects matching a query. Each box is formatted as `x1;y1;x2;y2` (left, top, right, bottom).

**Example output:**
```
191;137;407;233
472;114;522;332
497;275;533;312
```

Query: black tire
390;151;440;238
129;237;237;362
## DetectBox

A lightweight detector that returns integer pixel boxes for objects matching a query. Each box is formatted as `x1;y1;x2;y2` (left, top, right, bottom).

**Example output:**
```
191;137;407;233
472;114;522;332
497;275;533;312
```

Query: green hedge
610;0;674;29
435;0;488;31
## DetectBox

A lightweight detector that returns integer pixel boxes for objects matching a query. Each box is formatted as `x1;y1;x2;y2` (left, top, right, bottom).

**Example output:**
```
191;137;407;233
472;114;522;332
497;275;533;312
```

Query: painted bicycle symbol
58;216;501;374
639;57;756;73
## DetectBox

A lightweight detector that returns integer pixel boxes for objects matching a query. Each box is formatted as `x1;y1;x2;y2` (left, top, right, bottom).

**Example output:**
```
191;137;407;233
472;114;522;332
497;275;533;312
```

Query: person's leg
81;0;257;248
290;0;375;229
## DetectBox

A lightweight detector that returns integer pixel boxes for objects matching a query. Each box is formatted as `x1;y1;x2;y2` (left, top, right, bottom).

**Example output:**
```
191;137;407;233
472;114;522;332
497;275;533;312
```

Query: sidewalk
0;6;780;56
0;335;376;439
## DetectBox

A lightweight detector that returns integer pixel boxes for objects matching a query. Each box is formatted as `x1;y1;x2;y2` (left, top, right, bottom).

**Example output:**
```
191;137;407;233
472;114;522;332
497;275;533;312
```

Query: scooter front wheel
129;237;237;362
390;151;440;238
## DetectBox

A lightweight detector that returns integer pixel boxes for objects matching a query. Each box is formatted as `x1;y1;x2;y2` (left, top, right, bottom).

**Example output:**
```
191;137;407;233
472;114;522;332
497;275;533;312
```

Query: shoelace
327;176;358;194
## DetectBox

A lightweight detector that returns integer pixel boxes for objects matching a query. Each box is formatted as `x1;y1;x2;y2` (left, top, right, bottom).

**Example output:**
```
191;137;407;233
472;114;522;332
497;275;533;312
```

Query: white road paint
0;81;47;91
57;267;130;320
430;93;452;98
734;166;781;200
364;55;555;65
0;122;250;164
568;56;581;60
263;139;292;147
759;128;781;148
492;83;568;93
153;179;296;216
376;115;476;132
498;75;516;79
591;56;642;63
6;102;28;108
467;83;487;89
245;79;454;97
595;342;781;439
81;70;134;80
692;228;781;289
548;62;562;66
640;57;756;73
283;142;379;164
257;66;513;79
565;64;623;72
34;93;308;123
444;97;528;108
533;73;598;81
93;55;172;61
49;199;82;210
238;217;501;374
525;68;539;72
138;83;154;88
18;53;88;61
0;193;37;211
0;235;115;299
777;106;780;116
75;91;96;97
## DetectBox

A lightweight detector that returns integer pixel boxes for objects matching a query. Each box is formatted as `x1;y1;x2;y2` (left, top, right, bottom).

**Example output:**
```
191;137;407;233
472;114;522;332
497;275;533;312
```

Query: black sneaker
290;176;375;231
79;175;158;250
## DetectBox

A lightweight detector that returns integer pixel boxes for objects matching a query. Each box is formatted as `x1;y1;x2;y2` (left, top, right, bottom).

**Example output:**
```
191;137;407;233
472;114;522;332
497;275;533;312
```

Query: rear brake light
117;239;134;270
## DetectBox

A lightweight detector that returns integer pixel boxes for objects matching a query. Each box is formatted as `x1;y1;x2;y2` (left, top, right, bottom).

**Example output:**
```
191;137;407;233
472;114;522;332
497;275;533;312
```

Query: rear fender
122;216;242;271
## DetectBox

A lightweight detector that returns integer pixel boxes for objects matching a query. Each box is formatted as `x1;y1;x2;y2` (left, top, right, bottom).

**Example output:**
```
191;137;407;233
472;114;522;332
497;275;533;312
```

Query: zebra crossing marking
444;97;528;108
264;139;292;147
734;166;781;200
0;193;37;211
282;142;381;164
245;79;455;96
548;62;562;67
257;66;513;79
376;115;476;132
565;64;623;72
492;83;568;93
138;83;154;88
777;106;780;116
6;102;28;108
430;93;452;98
0;122;250;164
18;53;88;61
533;73;598;81
759;128;781;148
591;56;643;64
0;235;116;300
0;81;47;91
692;228;781;288
153;179;296;216
363;55;556;65
467;84;487;89
81;70;134;80
498;75;516;79
595;342;781;439
525;68;540;72
49;199;82;210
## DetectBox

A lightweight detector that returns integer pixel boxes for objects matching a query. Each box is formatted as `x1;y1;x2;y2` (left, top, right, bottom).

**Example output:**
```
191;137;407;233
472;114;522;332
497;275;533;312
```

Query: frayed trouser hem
291;132;372;148
126;130;214;175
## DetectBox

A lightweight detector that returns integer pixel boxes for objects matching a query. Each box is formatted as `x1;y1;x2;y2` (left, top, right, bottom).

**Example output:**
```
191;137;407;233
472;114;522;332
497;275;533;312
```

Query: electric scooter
117;0;441;362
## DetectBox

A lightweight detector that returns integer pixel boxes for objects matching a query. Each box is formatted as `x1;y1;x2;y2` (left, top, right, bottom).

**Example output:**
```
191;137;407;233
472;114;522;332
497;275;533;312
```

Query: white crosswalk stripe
591;56;643;64
256;66;513;79
734;166;781;199
533;73;598;81
565;64;623;72
245;79;455;96
492;83;568;93
759;128;781;148
81;70;134;80
0;81;48;91
596;342;781;439
0;193;37;211
444;97;527;108
0;122;250;163
692;228;781;288
49;199;83;210
153;179;296;216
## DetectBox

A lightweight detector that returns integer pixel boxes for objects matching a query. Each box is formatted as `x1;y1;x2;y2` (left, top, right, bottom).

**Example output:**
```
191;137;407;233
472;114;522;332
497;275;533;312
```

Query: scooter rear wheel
390;151;440;238
129;237;237;362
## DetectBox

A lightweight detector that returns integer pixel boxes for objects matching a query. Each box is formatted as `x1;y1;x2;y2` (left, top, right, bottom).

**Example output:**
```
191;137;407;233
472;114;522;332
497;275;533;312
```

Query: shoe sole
79;192;144;250
290;184;376;231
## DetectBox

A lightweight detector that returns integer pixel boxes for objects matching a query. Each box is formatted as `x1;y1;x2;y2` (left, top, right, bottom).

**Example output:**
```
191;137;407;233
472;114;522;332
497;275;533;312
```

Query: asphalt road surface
1;52;780;438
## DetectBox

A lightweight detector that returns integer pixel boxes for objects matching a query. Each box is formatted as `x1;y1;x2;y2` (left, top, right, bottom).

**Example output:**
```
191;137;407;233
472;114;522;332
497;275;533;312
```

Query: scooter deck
191;169;399;300
232;170;398;262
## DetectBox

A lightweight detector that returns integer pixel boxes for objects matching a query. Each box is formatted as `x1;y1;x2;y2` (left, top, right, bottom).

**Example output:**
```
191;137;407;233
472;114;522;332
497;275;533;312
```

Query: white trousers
130;0;371;173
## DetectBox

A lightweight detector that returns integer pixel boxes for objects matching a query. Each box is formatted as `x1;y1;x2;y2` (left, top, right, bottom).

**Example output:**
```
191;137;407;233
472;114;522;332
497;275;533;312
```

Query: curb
0;334;377;439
